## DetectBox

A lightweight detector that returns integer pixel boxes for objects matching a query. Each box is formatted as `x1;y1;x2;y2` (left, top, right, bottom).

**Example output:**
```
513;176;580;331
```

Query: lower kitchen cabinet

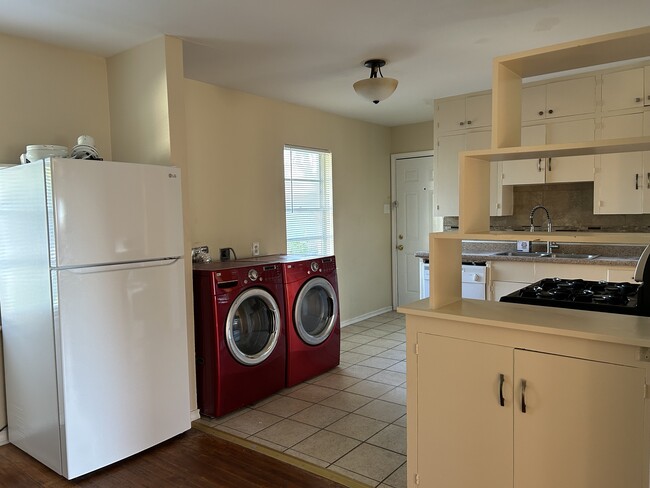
415;333;646;488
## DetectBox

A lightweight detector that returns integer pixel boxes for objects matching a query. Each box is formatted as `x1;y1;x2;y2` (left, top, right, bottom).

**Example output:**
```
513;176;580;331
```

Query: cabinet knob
538;111;544;116
636;97;642;103
548;109;554;114
396;244;404;251
466;120;472;125
459;121;465;126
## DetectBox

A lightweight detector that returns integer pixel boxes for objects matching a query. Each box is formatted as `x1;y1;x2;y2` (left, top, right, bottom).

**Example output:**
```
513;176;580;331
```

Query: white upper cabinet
436;93;492;133
501;119;595;185
594;112;650;214
601;67;645;112
522;77;597;122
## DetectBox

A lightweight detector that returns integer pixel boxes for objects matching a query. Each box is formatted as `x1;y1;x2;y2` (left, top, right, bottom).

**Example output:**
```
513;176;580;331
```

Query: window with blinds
284;146;333;255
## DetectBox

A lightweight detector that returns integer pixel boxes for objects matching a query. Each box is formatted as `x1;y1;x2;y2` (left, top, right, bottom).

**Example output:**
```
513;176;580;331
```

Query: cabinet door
491;280;530;301
595;113;644;214
436;98;466;133
514;350;645;488
602;67;645;112
521;85;547;122
546;76;597;119
416;334;513;488
545;118;595;183
501;125;546;185
465;93;492;129
434;134;465;216
644;65;650;106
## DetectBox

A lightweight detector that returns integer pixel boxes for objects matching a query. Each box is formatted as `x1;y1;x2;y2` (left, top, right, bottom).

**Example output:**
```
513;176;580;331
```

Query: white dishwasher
420;261;487;300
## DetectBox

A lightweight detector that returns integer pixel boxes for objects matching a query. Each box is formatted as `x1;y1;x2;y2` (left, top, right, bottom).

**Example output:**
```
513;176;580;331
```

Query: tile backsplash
444;182;650;233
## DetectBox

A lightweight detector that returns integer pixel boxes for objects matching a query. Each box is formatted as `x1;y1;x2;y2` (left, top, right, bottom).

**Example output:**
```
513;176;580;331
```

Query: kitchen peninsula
399;27;650;488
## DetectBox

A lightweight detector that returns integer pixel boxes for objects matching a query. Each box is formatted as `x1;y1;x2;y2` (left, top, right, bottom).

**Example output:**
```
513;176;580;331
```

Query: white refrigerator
0;158;191;479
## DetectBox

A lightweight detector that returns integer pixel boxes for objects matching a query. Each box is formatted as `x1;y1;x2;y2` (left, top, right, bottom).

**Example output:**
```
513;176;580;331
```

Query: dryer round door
294;277;338;346
225;288;281;366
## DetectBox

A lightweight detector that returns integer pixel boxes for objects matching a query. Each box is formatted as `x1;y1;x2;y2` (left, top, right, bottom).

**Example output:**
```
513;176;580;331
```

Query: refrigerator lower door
54;258;190;479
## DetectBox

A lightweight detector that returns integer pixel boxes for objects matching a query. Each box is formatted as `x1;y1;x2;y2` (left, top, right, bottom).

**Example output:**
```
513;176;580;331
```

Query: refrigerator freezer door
54;258;190;479
48;159;184;268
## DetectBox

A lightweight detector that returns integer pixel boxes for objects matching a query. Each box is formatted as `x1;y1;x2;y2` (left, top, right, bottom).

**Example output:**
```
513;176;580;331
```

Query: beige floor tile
341;325;369;334
354;399;406;423
345;334;375;344
305;371;333;384
255;418;319;448
391;343;407;352
357;357;400;370
256;395;313;418
210;407;251;425
340;351;372;365
247;435;288;452
344;380;395;398
313;373;363;390
360;315;390;324
393;414;407;427
357;329;391;338
375;324;404;333
338;364;382;379
366;338;403;349
367;370;406;386
334;443;406;482
383;462;407;488
280;382;309;395
387;317;406;326
319;391;373;412
375;349;406;361
387;361;407;373
249;394;282;408
287;384;339;402
366;424;406;455
220;409;283;435
289;404;348;428
291;430;361;464
327;464;379;487
284;449;330;468
383;332;406;342
325;413;388;441
379;387;407;406
340;340;359;351
350;344;388;356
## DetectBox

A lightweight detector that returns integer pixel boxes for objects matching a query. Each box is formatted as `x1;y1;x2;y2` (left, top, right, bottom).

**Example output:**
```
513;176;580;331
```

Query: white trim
341;306;393;327
0;429;7;446
190;408;201;422
390;150;434;309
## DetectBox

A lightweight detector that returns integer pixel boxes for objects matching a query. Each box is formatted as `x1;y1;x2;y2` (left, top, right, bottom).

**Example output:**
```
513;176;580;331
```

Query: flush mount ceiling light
353;59;398;104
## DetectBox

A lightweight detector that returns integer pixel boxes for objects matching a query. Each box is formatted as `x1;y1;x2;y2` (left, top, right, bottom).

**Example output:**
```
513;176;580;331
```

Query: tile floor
195;311;407;488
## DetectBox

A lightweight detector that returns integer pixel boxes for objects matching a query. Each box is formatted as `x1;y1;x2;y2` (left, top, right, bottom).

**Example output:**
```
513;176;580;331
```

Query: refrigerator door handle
60;258;181;274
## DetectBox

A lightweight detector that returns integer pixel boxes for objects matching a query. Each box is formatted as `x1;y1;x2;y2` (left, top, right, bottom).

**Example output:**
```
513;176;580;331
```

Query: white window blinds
284;146;333;255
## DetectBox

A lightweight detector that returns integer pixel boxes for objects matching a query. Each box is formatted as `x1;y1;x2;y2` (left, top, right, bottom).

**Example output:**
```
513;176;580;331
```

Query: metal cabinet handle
538;110;544;116
537;158;542;172
521;379;527;413
467;120;472;125
548;158;552;171
459;121;465;126
636;97;642;103
647;173;649;189
636;173;640;190
499;374;505;407
548;109;554;114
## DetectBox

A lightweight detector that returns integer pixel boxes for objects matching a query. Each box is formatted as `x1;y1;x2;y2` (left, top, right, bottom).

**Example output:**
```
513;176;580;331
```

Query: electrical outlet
219;248;231;261
252;242;260;256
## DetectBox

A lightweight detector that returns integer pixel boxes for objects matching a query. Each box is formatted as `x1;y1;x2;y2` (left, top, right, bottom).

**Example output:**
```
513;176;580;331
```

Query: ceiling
1;1;649;127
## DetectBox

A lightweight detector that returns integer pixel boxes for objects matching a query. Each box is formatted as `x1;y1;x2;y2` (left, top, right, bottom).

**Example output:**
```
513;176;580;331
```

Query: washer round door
225;288;281;365
294;277;338;346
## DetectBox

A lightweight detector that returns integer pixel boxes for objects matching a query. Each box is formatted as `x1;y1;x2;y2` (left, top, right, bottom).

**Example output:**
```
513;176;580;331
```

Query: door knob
396;245;404;251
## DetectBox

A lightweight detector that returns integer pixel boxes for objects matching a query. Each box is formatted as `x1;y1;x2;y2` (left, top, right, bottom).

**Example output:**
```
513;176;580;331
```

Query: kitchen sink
492;251;599;259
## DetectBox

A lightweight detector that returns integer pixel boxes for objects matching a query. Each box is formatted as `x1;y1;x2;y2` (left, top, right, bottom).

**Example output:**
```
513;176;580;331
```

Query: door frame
390;150;434;309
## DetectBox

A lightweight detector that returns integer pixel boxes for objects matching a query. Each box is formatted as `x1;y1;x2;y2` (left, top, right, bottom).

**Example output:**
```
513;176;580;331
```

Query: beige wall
184;79;393;321
0;32;113;440
390;121;433;155
0;32;112;163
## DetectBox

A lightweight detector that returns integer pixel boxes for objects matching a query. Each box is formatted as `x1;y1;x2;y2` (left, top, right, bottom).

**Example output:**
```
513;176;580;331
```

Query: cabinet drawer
490;261;535;282
607;266;636;283
533;262;606;281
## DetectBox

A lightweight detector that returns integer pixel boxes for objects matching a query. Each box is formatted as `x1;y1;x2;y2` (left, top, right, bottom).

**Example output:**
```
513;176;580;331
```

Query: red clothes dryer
193;261;286;417
280;255;340;387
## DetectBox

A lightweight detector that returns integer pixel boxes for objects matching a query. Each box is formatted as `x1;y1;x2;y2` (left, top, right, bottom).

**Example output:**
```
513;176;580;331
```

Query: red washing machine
192;261;286;417
241;255;341;387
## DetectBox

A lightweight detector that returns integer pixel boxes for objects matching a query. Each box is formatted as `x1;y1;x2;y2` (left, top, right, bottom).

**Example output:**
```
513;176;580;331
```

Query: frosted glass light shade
353;77;398;104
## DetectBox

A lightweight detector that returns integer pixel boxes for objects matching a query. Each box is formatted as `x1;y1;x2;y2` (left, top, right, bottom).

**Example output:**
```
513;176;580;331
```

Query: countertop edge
398;298;650;348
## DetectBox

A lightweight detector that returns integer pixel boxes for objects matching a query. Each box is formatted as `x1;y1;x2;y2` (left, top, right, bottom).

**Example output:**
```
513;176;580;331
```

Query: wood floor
0;429;349;488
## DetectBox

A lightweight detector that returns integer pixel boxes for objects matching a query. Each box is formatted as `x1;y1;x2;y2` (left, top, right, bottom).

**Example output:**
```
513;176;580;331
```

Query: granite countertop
415;241;644;267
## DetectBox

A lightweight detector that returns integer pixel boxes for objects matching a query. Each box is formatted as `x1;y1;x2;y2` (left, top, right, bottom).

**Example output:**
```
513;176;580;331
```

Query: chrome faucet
529;205;557;253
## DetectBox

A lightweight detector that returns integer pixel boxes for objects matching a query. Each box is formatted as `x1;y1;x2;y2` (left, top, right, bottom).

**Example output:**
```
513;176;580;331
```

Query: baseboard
190;408;201;422
341;306;393;327
0;429;8;446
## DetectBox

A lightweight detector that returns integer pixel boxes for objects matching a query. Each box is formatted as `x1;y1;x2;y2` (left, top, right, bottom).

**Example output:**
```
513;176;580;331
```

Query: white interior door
395;155;433;306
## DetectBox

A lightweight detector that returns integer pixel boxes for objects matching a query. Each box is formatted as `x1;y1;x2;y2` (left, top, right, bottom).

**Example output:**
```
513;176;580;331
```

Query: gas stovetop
500;278;649;316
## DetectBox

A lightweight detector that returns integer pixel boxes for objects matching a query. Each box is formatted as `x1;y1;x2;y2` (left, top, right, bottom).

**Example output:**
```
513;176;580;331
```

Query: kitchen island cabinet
402;300;650;488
